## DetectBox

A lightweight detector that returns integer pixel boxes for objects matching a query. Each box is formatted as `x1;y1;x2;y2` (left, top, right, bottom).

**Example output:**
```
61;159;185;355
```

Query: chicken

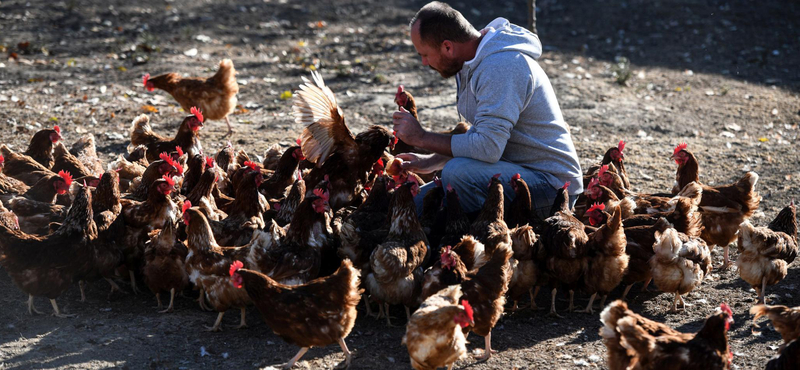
622;196;704;239
460;240;513;360
245;191;332;285
186;157;226;221
620;218;672;300
261;143;283;171
437;185;473;259
649;226;712;312
51;141;92;179
0;184;96;317
183;205;251;331
584;140;630;189
599;300;691;370
292;71;394;210
671;143;761;269
128;112;204;163
9;169;72;205
507;173;536;229
366;181;429;326
143;217;188;313
69;134;104;176
229;258;361;369
419;177;446;251
766;338;800;370
0;144;53;186
259;145;303;199
121;175;178;230
580;177;635;220
737;202;797;303
615;303;734;370
0;154;30;199
181;154;205;196
507;225;546;310
751;304;800;349
339;175;392;271
143;59;239;136
403;285;474;370
108;149;148;192
208;165;268;246
540;183;589;316
268;178;306;227
469;174;511;257
125;153;183;201
21;125;63;169
578;203;628;314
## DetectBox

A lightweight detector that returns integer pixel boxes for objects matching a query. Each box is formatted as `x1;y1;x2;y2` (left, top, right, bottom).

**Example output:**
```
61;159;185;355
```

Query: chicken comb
617;140;625;153
461;300;474;321
673;142;688;156
492;173;501;179
229;261;244;277
175;146;185;158
244;161;258;171
162;174;175;187
587;177;599;189
53;125;61;134
599;165;609;177
512;173;521;181
173;162;184;175
142;73;150;87
190;106;204;123
159;152;171;163
376;158;384;167
205;156;215;168
588;202;606;213
397;85;404;94
0;155;4;165
182;200;191;215
58;170;73;186
313;187;329;201
296;138;302;146
720;302;732;316
562;181;571;190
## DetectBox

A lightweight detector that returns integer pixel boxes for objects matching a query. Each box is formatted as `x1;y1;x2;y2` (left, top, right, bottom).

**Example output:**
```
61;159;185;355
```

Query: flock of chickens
0;59;799;370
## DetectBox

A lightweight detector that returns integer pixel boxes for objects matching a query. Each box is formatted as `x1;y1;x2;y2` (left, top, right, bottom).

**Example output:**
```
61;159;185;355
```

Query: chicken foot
50;299;75;318
530;286;541;310
548;288;563;318
236;307;248;329
384;303;398;327
621;284;634;301
206;312;225;332
719;243;734;270
282;346;309;370
576;293;597;314
334;338;353;369
224;116;233;138
105;278;121;299
27;295;43;315
473;332;498;361
158;288;176;313
669;293;682;313
129;271;141;294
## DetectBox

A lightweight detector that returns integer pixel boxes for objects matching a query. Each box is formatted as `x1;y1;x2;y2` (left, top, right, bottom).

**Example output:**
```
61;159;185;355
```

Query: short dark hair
410;2;477;46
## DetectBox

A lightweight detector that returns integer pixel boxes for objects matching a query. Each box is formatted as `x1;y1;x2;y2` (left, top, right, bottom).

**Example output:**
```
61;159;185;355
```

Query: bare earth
1;0;799;369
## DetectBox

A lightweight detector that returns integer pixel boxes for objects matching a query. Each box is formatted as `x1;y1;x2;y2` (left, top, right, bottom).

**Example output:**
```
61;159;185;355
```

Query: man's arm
391;107;453;157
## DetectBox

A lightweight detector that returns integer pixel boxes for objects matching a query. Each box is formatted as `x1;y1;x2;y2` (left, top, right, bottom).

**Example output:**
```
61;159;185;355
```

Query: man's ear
441;40;454;56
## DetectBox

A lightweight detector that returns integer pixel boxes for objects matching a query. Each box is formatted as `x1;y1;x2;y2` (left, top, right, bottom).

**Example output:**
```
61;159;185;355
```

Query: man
392;1;582;219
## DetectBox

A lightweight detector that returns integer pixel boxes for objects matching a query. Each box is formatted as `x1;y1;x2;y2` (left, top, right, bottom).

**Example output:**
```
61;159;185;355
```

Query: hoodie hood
464;18;542;69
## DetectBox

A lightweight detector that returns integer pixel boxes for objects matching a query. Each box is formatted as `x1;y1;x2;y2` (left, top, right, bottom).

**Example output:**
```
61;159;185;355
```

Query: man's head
409;2;479;78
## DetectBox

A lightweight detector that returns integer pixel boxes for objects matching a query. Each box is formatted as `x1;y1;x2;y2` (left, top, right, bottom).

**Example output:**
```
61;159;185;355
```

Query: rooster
737;202;797;303
143;59;239;136
650;226;713;313
129;111;204;163
615;303;734;370
671;143;761;269
0;184;96;317
292;70;395;210
229;259;361;369
403;285;473;370
366;181;429;326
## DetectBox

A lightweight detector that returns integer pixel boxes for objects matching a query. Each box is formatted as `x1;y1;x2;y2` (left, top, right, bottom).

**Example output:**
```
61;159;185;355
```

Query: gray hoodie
450;17;583;195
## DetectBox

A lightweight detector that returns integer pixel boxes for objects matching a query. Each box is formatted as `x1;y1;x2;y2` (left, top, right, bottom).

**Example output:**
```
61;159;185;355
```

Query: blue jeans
414;158;577;220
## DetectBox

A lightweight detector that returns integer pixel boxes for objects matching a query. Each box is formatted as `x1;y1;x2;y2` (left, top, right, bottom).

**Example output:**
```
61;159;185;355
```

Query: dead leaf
141;105;158;113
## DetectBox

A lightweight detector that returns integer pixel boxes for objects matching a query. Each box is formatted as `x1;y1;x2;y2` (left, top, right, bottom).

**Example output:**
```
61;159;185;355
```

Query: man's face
411;23;462;78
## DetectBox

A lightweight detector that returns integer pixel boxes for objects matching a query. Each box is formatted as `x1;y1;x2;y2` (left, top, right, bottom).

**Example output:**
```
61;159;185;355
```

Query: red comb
377;158;384;167
618;140;625;152
162;174;175;187
142;73;150;87
313;188;328;200
492;173;501;179
562;181;571;190
296;138;302;146
229;261;244;277
205;156;214;168
397;85;404;93
53;125;61;134
674;142;688;156
599;164;609;177
720;302;732;315
512;173;521;181
461;300;474;321
175;146;184;158
588;177;599;188
0;155;4;164
58;170;73;186
159;152;171;162
190;106;204;123
244;161;258;171
174;162;184;175
588;202;606;213
182;200;191;214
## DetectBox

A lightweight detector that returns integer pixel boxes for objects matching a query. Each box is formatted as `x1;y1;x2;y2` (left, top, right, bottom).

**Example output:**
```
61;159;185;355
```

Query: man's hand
392;107;426;148
396;153;450;174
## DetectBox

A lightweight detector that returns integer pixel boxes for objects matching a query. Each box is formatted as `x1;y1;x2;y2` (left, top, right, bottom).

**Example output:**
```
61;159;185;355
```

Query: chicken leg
640;278;652;291
206;312;225;332
621;284;634;301
27;295;43;315
669;293;681;313
105;278;121;299
236;307;248;329
156;293;163;311
282;347;309;370
158;288;176;313
576;293;597;314
548;288;562;318
79;280;87;302
757;276;768;304
567;290;575;312
224;116;233;138
50;299;75;318
384;303;397;327
129;271;141;294
474;332;498;361
530;286;540;310
334;338;352;369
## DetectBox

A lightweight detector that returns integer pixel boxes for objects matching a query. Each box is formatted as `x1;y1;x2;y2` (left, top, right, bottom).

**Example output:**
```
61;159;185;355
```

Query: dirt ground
1;0;800;368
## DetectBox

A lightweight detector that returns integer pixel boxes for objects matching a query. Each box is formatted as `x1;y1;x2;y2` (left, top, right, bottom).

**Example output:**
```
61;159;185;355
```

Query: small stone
184;48;198;57
684;69;694;76
771;108;779;116
705;90;714;96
